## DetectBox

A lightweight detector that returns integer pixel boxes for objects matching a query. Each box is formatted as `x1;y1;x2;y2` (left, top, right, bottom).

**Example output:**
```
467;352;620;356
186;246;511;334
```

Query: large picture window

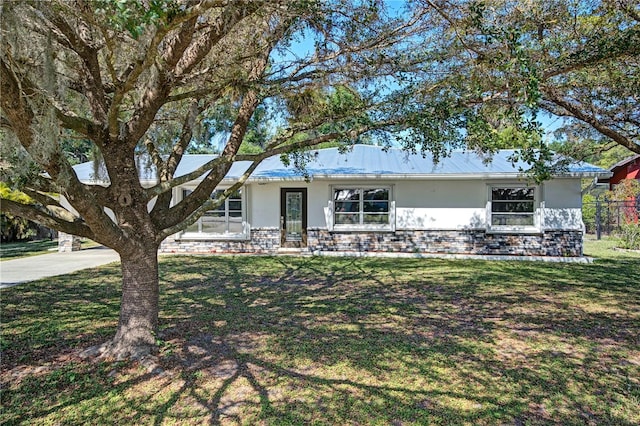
183;188;244;235
490;187;535;227
334;187;390;227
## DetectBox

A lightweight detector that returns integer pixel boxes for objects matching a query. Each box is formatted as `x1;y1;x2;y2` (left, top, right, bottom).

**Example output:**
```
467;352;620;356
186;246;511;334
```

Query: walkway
0;247;119;288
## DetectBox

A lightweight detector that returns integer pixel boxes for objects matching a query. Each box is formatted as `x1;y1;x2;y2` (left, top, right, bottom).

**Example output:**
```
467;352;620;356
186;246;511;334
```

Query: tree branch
0;57;36;146
149;100;204;216
38;4;109;122
543;87;640;154
542;27;640;80
0;198;96;240
124;2;260;148
55;108;102;139
1;55;127;247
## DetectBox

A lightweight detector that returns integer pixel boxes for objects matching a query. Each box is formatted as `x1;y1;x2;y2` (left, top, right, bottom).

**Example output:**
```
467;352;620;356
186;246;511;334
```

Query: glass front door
285;192;303;241
280;188;307;247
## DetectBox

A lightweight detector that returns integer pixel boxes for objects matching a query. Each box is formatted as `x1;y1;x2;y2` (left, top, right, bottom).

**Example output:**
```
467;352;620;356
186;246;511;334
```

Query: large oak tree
0;0;459;359
2;0;638;359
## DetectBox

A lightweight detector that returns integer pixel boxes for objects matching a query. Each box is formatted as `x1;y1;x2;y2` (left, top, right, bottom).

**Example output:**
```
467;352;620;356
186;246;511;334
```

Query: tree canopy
424;0;640;158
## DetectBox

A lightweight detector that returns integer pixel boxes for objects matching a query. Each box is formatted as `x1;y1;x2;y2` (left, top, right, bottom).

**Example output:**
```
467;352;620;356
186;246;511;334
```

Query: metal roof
609;154;640;173
73;144;610;183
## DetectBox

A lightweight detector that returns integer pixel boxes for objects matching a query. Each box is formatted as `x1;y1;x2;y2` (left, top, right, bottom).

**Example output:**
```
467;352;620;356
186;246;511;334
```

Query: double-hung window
182;188;245;237
489;186;537;230
333;187;392;229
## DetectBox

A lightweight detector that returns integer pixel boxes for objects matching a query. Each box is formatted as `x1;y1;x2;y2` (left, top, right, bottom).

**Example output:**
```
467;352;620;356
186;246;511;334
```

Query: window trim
329;185;395;232
179;186;249;240
486;184;542;233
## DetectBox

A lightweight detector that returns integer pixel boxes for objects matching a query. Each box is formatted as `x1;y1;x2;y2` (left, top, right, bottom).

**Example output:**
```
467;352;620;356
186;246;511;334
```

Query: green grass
1;240;639;425
0;239;57;261
0;238;102;261
584;235;640;260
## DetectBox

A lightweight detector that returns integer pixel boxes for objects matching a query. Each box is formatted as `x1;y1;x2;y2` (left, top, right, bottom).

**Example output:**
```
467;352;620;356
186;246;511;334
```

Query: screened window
490;187;535;226
334;187;390;226
183;189;243;234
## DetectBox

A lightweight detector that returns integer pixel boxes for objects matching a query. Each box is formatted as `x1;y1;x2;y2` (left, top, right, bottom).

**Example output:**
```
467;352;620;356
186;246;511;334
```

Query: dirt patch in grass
2;252;639;425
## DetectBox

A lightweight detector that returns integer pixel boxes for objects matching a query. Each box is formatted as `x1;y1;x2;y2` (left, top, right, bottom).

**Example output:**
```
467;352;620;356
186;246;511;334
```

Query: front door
280;188;307;247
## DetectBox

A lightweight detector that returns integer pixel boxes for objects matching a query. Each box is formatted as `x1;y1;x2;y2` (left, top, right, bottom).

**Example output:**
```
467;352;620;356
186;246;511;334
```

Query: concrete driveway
0;246;120;288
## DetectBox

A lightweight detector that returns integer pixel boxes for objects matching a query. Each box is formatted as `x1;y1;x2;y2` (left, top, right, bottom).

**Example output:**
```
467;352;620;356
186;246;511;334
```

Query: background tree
416;0;640;159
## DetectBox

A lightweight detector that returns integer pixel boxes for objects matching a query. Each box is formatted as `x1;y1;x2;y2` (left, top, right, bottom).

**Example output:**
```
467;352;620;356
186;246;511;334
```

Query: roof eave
554;171;613;179
81;171;612;185
243;171;612;181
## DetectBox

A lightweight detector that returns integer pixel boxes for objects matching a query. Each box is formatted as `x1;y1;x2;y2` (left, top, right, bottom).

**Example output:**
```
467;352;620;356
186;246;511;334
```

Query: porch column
58;232;81;252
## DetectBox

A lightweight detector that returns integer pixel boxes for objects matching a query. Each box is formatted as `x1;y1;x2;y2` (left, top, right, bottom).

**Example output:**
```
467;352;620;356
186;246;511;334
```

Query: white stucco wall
248;183;280;227
248;181;326;228
177;176;584;234
394;180;488;229
393;178;582;231
542;178;583;230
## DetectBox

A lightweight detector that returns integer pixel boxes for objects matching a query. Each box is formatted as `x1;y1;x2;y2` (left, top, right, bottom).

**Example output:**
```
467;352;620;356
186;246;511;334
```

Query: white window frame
487;184;542;233
179;186;249;240
328;185;395;232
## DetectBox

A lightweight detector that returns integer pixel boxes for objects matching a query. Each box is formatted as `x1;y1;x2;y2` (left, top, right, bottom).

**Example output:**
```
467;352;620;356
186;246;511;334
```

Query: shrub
617;223;640;250
0;182;42;242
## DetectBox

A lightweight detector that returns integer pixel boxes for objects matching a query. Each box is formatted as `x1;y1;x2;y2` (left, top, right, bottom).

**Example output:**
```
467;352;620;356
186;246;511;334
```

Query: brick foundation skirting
308;228;582;257
160;227;583;257
160;228;281;254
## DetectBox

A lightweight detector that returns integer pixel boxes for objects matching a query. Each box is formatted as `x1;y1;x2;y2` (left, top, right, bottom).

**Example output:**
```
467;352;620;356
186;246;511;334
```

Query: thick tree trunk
94;245;160;360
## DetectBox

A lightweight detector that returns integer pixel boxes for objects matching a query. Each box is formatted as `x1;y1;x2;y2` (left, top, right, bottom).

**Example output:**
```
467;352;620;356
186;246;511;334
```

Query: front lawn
1;242;638;425
0;239;57;261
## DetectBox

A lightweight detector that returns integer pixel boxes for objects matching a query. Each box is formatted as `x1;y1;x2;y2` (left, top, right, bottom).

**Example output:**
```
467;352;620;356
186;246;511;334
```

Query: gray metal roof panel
245;145;608;178
72;144;609;183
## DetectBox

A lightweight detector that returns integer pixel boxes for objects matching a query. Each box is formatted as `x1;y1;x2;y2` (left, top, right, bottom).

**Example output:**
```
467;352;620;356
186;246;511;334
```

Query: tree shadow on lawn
1;256;639;425
0;263;122;368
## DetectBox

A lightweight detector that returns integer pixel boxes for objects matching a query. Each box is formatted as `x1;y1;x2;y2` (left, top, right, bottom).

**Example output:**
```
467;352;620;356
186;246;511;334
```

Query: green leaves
95;0;180;38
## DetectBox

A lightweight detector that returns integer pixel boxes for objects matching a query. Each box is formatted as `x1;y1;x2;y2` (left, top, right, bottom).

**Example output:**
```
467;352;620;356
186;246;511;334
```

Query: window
182;188;244;236
490;186;535;227
333;187;391;227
